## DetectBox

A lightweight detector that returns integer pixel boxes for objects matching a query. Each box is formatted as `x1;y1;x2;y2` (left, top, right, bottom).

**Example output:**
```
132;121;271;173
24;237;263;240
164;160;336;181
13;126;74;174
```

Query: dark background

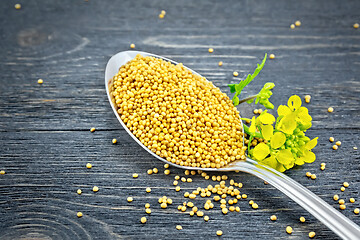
0;0;359;239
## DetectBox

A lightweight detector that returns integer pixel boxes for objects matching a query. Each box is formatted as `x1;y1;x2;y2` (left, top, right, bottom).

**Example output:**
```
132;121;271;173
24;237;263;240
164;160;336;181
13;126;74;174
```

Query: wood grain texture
0;0;360;239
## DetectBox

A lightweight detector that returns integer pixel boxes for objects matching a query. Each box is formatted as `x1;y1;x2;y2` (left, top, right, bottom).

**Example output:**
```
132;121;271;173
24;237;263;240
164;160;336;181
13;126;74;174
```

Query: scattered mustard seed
92;186;99;192
15;4;21;10
112;138;117;144
145;203;150;208
216;230;223;236
328;107;334;113
208;48;214;53
133;173;138;178
336;141;342;146
204;215;209;222
249;200;254;205
145;208;151;214
77;189;82;195
77;212;83;218
270;215;277;221
173;180;178;186
146;187;151;193
340;204;346;210
164;164;169;168
161;10;166;15
343;182;349;187
164;169;170;175
269;54;275;59
222;208;228;215
90;127;96;133
161;202;167;208
354;208;359;214
37;79;43;84
311;174;316;180
235;206;240;212
218;61;223;66
341;186;345;192
159;13;164;18
153;168;158;174
306;172;312;177
329;137;334;142
233;71;239;77
130;43;135;49
147;169;153;175
290;24;295;29
176;225;182;230
187;178;192;183
0;170;5;175
175;175;180;180
286;226;293;234
242;194;247;199
295;20;301;27
175;186;181;191
309;231;316;238
333;194;339;201
353;23;359;29
252;203;258;209
141;217;147;223
86;163;92;169
354;147;358;150
253;109;259;114
350;198;355;203
304;95;311;103
339;199;345;205
127;197;133;202
300;216;305;222
332;145;338;150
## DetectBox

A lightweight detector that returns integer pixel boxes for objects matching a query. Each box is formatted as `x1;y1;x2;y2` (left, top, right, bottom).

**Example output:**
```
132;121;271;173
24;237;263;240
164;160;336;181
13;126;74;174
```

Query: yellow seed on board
242;194;247;199
37;79;43;84
333;194;339;201
90;127;95;132
353;23;359;29
145;208;151;214
343;182;349;187
249;200;254;205
86;163;92;169
341;186;345;192
133;173;138;178
253;109;259;114
175;175;180;180
92;186;99;192
173;180;178;186
147;169;153;175
295;20;301;27
189;211;194;216
197;211;204;217
354;208;359;214
336;141;342;146
130;43;135;49
252;203;258;209
153;168;159;174
161;202;167;208
127;197;133;202
354;147;358;150
146;187;151;193
175;186;181;191
328;107;334;113
306;172;312;177
176;225;182;230
158;14;164;19
77;212;83;218
187;178;192;183
332;145;338;150
161;10;166;15
204;215;209;221
269;54;275;59
340;204;346;210
286;226;293;234
112;138;117;144
290;24;295;29
0;170;6;175
235;206;240;212
300;216;305;222
145;203;150;208
15;4;22;10
218;61;223;66
222;208;228;214
258;109;263;114
311;174;316;180
329;137;334;142
77;189;82;195
164;169;170;175
270;215;277;221
216;230;223;236
350;198;355;203
189;194;196;199
309;231;316;238
164;164;169;168
141;217;147;223
304;95;311;103
233;71;239;77
339;199;345;205
208;48;214;53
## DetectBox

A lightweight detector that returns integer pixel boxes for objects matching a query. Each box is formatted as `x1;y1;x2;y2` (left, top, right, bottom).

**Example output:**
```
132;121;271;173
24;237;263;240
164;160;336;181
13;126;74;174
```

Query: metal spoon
105;50;360;239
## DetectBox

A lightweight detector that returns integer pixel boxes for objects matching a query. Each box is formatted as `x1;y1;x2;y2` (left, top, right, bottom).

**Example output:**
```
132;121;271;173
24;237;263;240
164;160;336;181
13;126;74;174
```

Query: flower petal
261;124;274;140
287;95;302;111
276;149;294;165
252;143;270;161
258;112;276;125
270;132;286;149
305;137;318;150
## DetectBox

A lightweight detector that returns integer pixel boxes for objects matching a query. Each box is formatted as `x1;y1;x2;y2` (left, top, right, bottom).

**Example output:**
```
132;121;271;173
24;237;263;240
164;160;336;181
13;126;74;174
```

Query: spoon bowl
105;50;360;239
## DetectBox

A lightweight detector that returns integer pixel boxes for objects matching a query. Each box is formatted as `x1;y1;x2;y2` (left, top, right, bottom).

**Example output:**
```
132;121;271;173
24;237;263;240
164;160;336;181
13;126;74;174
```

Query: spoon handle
231;158;360;240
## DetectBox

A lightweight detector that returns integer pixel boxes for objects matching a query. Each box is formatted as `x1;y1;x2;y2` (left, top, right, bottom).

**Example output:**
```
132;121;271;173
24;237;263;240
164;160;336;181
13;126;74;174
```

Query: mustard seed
77;189;82;195
339;199;345;205
173;180;178;186
153;168;158;174
306;172;312;177
130;43;135;49
252;203;258;209
332;145;338;150
233;71;239;77
158;14;164;18
216;230;223;236
0;170;6;175
208;48;214;53
133;173;138;178
329;137;334;142
295;20;301;27
286;226;293;234
37;79;43;84
90;127;95;132
145;208;151;214
189;211;194;216
146;187;151;193
218;61;223;66
328;107;334;113
197;211;204;217
341;186;345;192
249;200;254;205
340;204;346;210
354;208;359;214
77;212;83;218
333;194;339;201
112;138;117;144
176;225;182;230
235;206;240;212
270;215;277;221
164;169;170;175
204;215;209;221
269;54;275;59
161;10;166;15
309;231;316;238
242;194;247;199
343;182;349;187
304;95;311;103
336;141;342;146
290;24;295;29
353;23;359;29
300;216;305;222
127;197;133;202
187;178;192;183
164;164;169;168
222;208;228;214
175;186;181;191
311;174;316;180
92;186;99;192
147;169;153;175
141;217;147;223
350;198;355;203
145;203;150;208
161;202;167;208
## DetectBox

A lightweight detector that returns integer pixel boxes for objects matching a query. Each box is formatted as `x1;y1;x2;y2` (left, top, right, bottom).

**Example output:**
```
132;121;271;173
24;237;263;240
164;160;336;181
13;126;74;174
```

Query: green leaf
232;95;240;106
253;142;270;160
261;124;273;140
228;84;236;93
270;132;286;149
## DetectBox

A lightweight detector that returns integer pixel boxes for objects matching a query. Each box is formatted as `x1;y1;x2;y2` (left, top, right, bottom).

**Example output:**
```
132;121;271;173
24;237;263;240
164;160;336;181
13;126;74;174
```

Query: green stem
238;95;257;105
243;124;263;138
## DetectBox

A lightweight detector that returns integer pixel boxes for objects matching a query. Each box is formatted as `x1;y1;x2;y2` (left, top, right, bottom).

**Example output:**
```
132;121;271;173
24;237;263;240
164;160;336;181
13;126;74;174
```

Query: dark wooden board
1;0;360;239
